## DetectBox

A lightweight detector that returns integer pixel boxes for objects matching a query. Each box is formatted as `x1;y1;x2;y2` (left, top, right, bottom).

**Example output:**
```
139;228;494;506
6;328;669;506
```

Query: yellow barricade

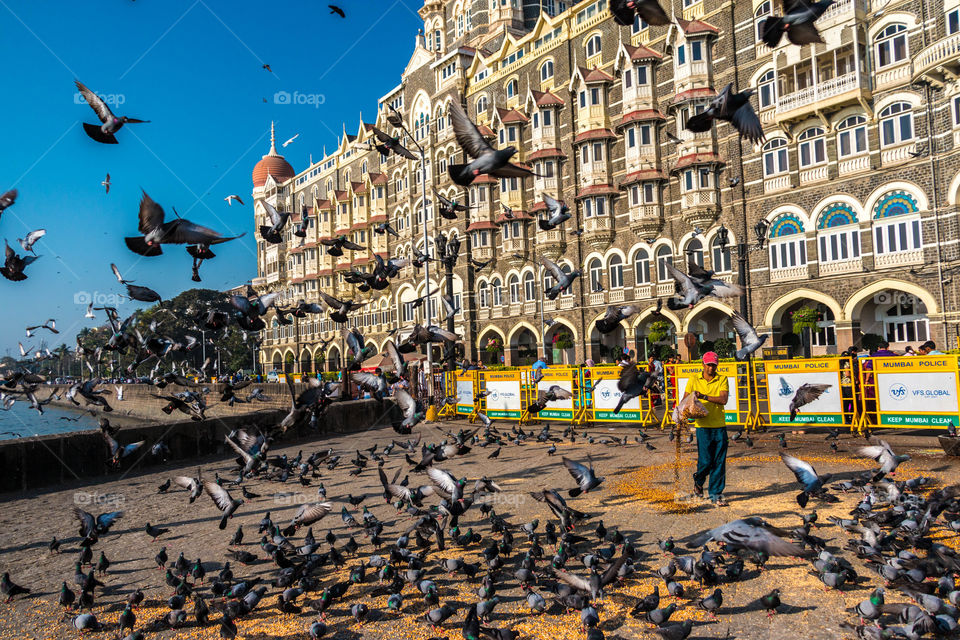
753;357;856;428
479;369;525;421
661;362;754;430
584;365;656;424
452;370;479;418
526;367;582;422
856;354;960;431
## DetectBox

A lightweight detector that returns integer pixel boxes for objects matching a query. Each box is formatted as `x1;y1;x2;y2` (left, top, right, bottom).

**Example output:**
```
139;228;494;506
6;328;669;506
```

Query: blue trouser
694;427;728;499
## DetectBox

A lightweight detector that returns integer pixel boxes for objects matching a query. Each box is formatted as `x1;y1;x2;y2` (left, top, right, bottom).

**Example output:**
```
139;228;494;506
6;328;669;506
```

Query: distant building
252;0;960;372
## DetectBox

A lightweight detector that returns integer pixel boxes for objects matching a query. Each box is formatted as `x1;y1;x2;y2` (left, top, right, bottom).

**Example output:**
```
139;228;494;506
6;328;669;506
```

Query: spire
268;121;279;157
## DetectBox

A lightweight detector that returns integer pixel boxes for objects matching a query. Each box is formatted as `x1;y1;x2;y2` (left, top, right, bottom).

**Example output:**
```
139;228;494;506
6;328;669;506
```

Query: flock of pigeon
2;414;958;640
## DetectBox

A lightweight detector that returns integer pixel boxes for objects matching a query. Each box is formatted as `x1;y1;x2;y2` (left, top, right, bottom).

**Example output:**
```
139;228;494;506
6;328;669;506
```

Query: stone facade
252;0;960;373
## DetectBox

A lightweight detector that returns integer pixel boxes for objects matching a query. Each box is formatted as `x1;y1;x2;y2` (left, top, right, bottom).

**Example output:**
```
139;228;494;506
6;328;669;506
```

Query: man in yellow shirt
682;351;730;506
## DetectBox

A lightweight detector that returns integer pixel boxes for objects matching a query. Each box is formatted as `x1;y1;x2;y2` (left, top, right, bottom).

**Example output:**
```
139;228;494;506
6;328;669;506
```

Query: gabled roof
496;107;530;124
676;17;719;36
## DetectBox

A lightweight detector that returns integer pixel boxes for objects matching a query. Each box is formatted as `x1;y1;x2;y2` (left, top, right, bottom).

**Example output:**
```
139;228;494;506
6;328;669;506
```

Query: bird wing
687;260;712;281
780;453;819;488
385;341;403;370
204;481;235;511
562;456;589;485
552;569;591;593
75;80;114;123
172;475;197;491
794;383;831;407
427;467;459;494
317;291;343;309
540;256;564;281
707;279;745;298
293;502;332;525
110;263;126;283
542;193;561;214
223;436;254;465
262;201;283;226
352;372;381;390
664;263;698;298
730;310;760;346
617;364;639;392
731;98;765;144
73;507;96;536
138;191;166;233
548;385;573;400
448;99;494;159
393;388;416;419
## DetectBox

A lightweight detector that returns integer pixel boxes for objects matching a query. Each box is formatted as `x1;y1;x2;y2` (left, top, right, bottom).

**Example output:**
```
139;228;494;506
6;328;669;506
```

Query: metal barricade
585;365;657;425
526;367;581;422
856;354;960;432
660;361;755;430
753;356;856;429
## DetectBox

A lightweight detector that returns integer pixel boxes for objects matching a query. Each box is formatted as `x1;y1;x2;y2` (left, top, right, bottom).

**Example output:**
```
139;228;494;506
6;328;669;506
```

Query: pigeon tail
447;164;474;186
82;123;119;144
124;236;163;256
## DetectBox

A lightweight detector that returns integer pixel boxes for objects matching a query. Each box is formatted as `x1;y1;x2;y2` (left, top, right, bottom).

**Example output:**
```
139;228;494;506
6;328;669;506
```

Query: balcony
583;214;614;251
579;163;608;186
769;265;809;282
674;61;711;94
874;248;924;269
818;257;863;276
609;288;626;303
531;125;557;149
881;143;918;166
764;175;791;193
503;238;527;266
543;298;557;312
535;175;559;194
588;292;605;306
576;105;609;134
536;228;566;259
680;189;718;229
913;32;960;87
634;284;653;299
473;246;494;261
817;0;866;29
523;301;537;315
838;154;870;176
628;204;663;237
776;72;869;121
799;165;829;185
875;61;912;91
559;296;575;309
656;282;674;296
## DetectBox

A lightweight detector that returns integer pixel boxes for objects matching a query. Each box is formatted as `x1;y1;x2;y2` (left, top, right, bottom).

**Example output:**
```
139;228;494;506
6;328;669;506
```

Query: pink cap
702;351;719;365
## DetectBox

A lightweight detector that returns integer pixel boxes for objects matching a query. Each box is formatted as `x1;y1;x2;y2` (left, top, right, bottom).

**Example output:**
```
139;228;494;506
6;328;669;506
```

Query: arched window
879;102;914;147
884;300;929;342
608;255;624;288
768;214;807;270
540;60;554;82
506;79;518;99
433;28;441;52
588;258;603;291
326;179;333;193
762;138;789;176
479;281;489;308
633;249;650;284
476;95;488;115
415;112;429;141
686;238;704;267
586;34;601;58
435;107;446;133
817;203;861;263
655;246;673;281
492;278;503;306
837;115;868;157
361;160;368;175
711;236;732;272
757;69;776;109
523;271;536;301
876;24;908;68
798;127;826;167
343;169;350;185
509;274;521;303
873;190;922;257
755;1;771;42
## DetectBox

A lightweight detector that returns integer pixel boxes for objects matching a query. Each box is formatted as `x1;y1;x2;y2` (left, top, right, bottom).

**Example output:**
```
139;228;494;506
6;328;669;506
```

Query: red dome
252;122;295;187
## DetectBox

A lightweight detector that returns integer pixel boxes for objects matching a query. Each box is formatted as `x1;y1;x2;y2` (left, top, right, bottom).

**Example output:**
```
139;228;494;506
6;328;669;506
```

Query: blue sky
0;0;422;358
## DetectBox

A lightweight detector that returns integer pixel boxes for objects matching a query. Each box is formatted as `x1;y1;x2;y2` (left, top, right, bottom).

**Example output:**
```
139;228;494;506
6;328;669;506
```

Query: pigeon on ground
780;453;834;508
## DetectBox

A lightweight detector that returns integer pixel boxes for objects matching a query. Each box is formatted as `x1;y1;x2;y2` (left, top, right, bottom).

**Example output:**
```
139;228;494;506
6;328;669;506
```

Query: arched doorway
300;349;312;373
477;328;506;366
327;344;341;371
684;305;736;358
590;322;626;364
544;322;576;365
284;352;295;374
634;313;679;361
510;327;538;366
775;300;838;356
272;352;282;373
314;349;326;373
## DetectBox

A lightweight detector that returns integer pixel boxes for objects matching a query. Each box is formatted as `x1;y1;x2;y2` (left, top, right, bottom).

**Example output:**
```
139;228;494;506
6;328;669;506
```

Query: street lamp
437;230;461;371
388;104;434;396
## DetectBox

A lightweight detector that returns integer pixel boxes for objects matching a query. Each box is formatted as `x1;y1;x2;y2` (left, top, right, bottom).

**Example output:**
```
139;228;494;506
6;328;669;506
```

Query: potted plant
790;306;819;357
552;332;574;364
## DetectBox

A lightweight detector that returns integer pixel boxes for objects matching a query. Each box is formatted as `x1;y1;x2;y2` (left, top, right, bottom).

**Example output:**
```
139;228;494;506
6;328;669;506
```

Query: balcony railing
819;257;863;275
634;284;653;299
584;215;612;234
769;265;809;282
777;72;862;115
681;189;717;208
913;32;960;83
874;248;924;269
764;175;791;193
588;292;605;306
656;282;674;296
838;154;870;176
817;0;865;28
799;165;828;184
